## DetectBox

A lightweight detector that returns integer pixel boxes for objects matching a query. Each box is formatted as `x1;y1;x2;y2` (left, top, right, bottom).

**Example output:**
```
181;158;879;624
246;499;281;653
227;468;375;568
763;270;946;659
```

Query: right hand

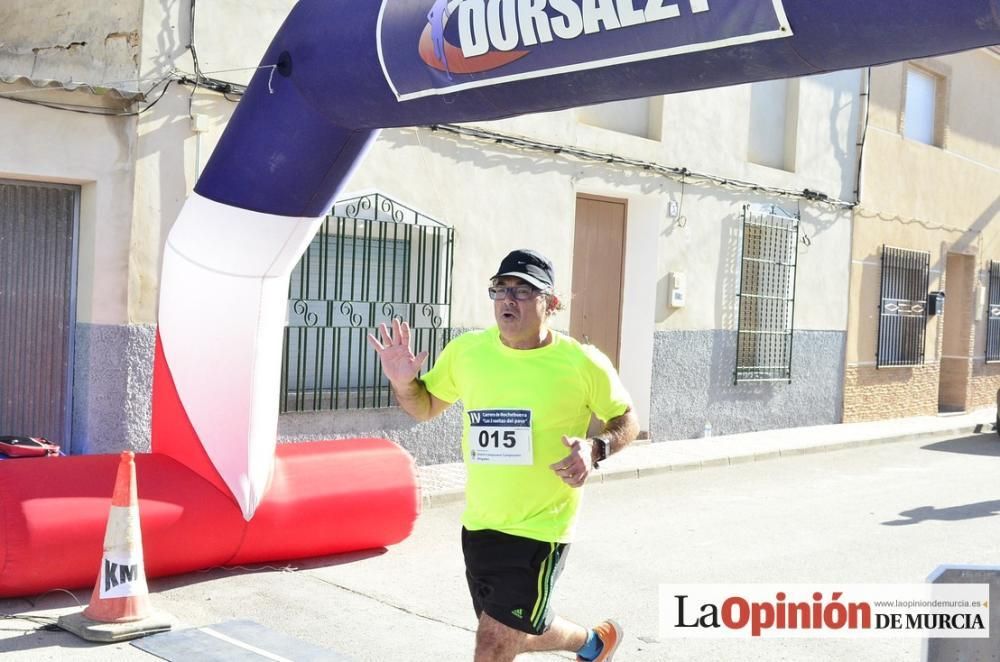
366;319;429;386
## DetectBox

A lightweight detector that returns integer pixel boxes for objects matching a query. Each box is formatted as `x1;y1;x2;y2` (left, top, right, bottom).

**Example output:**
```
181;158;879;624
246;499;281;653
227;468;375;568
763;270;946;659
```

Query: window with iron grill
735;204;798;384
986;261;1000;363
280;193;454;411
876;246;929;368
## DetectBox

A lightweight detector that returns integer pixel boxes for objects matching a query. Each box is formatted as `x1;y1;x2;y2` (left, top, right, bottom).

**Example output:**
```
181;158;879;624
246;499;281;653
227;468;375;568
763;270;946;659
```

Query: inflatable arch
169;0;1000;519
2;0;998;596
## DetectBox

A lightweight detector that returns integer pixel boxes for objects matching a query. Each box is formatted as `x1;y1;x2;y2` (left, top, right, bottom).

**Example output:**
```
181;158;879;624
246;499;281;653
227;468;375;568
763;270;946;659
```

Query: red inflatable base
0;438;419;598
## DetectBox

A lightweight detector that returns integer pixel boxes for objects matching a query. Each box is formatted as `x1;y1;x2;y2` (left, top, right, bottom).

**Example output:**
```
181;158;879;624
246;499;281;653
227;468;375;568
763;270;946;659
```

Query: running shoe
577;618;622;661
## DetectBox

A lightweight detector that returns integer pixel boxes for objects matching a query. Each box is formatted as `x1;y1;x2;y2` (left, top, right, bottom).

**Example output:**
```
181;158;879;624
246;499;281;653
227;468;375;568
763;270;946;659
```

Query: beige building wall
0;4;142;92
0;84;137;327
330;69;860;441
339;123;660;428
486;70;860;335
0;0;297;452
129;0;296;324
844;48;1000;422
0;0;295;326
0;2;144;326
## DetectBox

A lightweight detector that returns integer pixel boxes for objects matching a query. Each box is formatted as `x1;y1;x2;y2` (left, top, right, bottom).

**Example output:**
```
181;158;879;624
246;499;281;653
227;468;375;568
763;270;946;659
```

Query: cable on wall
426;123;857;209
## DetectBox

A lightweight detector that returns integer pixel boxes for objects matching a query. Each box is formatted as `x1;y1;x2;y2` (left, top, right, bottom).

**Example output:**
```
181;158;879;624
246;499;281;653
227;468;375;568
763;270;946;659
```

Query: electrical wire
0;75;174;117
0;588;82;634
0;72;169;97
0;0;252;117
675;174;688;227
1;612;62;632
0;9;868;208
196;563;299;573
0;57;281;117
426;123;856;209
854;67;872;201
186;0;247;98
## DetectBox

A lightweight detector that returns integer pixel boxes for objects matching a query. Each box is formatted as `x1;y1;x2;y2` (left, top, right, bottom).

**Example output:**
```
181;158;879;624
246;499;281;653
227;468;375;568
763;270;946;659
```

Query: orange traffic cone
58;451;171;642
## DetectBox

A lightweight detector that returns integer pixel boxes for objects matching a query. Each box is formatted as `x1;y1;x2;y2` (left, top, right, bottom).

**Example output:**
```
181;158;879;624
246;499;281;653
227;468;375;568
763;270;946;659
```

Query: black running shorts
461;527;570;635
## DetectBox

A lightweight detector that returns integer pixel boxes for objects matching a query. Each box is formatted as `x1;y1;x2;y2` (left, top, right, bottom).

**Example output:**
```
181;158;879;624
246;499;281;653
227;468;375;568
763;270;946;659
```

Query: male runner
368;249;639;661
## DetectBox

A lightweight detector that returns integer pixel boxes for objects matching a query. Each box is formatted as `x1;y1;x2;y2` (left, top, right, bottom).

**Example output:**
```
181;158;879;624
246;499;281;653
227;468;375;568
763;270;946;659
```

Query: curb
419;422;994;509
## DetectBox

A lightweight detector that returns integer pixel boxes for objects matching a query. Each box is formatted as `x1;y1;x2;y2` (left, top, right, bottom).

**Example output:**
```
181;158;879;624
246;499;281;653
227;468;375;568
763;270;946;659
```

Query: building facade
6;5;992;465
844;48;1000;422
258;70;863;462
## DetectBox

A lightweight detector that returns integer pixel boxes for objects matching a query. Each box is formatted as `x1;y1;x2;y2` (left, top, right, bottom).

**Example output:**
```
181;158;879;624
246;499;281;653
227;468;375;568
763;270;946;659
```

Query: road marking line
200;626;295;661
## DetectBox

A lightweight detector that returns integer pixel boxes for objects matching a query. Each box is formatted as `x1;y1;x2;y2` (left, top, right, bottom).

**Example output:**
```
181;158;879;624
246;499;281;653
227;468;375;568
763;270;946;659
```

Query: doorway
0;180;79;446
937;253;974;413
570;194;627;368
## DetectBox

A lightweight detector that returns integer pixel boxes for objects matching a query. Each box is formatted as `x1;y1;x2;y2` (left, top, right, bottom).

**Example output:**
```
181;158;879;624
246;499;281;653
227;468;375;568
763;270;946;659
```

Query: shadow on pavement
0;590;104;655
882;500;1000;526
0;549;390;655
919;434;1000;458
0;626;106;655
149;547;389;592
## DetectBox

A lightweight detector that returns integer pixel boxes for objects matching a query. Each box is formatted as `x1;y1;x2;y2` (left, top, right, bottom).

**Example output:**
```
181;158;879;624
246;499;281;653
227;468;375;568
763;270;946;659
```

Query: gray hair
543;288;566;316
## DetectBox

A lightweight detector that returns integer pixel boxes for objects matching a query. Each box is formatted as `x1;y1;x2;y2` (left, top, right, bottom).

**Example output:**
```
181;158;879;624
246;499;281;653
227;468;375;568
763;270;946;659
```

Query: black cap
491;249;555;291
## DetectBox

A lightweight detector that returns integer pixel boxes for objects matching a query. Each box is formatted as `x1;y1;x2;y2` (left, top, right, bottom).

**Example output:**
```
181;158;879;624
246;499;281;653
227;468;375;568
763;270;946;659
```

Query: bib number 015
467;409;533;465
478;430;516;448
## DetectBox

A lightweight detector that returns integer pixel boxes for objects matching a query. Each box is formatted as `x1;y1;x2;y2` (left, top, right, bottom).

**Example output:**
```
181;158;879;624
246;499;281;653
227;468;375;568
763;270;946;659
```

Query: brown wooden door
570;195;626;367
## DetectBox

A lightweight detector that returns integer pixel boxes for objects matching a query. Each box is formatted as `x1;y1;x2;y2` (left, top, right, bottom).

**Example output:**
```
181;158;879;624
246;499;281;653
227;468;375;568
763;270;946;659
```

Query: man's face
492;276;548;340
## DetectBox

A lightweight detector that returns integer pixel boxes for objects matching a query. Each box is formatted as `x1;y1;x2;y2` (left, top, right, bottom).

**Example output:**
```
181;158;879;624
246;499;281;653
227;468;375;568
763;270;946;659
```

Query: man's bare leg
474;612;589;661
523;616;589;652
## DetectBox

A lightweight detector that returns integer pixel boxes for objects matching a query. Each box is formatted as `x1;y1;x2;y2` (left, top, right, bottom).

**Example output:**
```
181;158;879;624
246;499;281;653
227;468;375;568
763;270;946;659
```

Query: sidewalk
417;406;998;506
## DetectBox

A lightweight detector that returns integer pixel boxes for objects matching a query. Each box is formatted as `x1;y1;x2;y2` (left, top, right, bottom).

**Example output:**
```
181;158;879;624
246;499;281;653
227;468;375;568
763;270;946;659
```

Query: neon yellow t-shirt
421;326;632;543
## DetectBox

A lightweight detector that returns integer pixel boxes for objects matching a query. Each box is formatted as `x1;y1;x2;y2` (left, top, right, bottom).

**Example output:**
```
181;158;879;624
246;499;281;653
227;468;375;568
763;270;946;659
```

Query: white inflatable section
159;193;324;520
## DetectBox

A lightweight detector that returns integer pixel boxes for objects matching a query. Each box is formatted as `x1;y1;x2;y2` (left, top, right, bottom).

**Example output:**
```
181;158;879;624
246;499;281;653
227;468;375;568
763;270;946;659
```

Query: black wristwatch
591;437;610;468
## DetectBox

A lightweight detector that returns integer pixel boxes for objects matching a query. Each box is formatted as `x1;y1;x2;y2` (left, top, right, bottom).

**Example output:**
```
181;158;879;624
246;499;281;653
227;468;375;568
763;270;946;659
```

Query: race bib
467;409;533;465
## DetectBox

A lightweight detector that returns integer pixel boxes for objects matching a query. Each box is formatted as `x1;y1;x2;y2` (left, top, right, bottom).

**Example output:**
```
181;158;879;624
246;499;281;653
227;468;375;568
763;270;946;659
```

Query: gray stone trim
279;404;465;466
649;329;845;440
66;325;846;461
71;323;155;454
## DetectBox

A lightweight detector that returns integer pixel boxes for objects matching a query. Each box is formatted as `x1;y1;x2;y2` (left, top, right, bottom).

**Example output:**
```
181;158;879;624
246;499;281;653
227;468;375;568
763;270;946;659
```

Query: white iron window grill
876;246;929;368
735;204;799;384
281;193;454;411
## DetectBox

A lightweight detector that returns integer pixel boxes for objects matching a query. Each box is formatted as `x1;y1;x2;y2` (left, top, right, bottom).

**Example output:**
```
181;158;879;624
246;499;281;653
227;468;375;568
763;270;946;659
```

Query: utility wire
0;0;252;117
0;75;174;117
854;67;872;201
187;0;247;97
427;123;856;209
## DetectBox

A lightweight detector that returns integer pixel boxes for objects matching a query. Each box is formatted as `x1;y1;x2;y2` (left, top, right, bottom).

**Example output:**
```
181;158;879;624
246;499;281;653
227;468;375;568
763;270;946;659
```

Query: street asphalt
1;407;997;661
